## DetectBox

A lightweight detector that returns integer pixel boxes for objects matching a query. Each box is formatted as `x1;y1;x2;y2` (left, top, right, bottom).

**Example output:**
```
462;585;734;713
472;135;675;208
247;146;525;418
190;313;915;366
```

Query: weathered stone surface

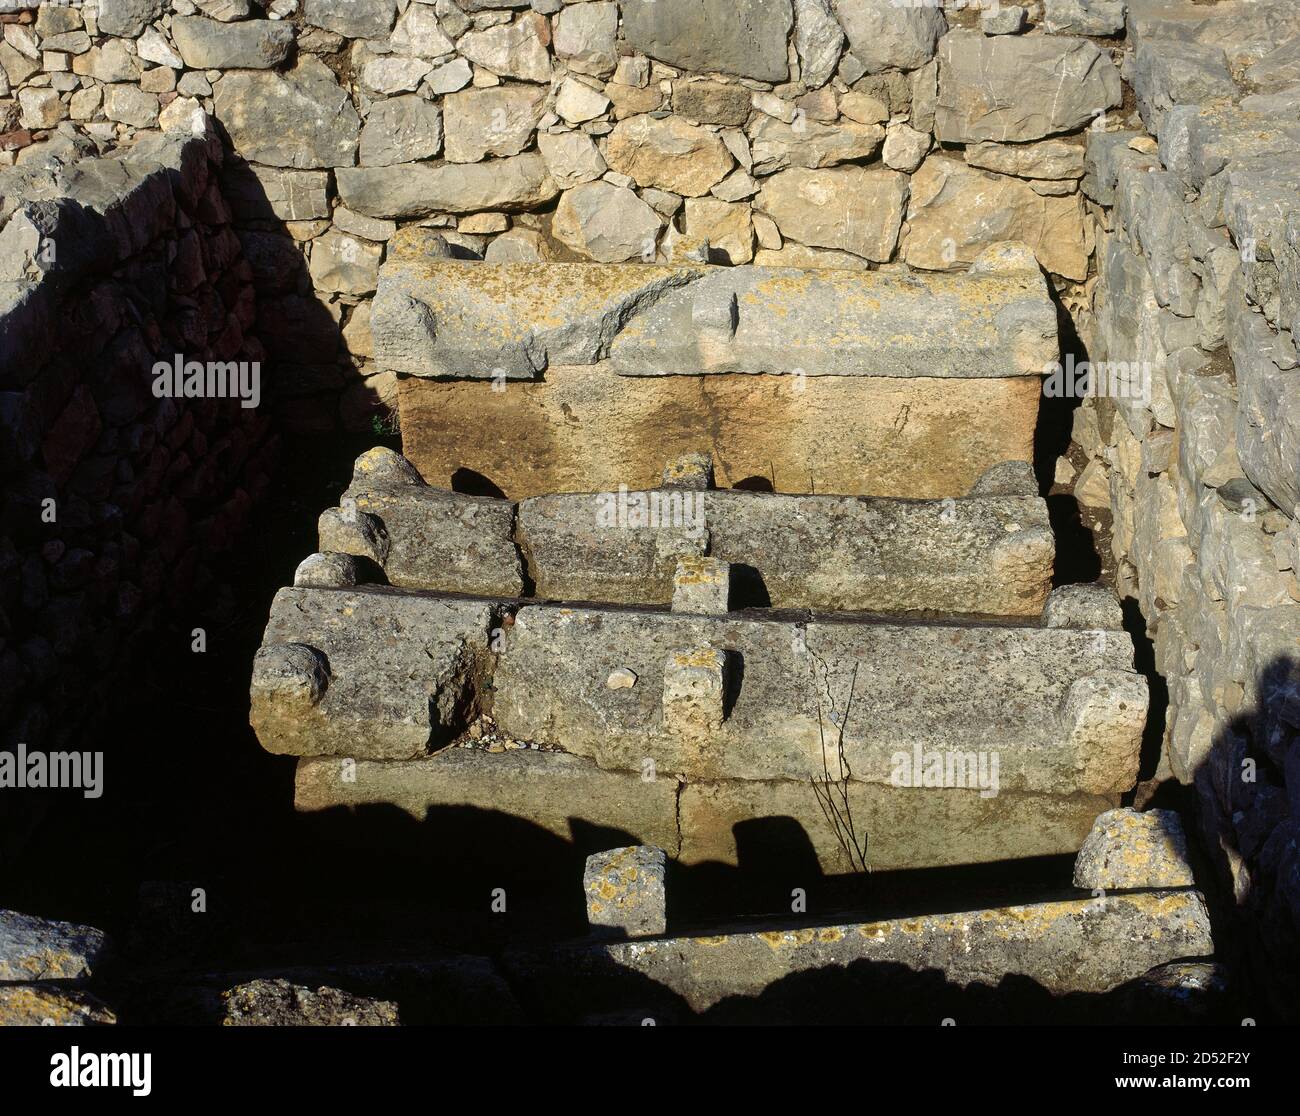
553;0;618;78
371;258;1056;382
935;31;1122;143
794;0;845;89
0;909;108;982
904;156;1093;281
681;779;1115;873
294;747;681;851
605;115;733;198
507;892;1215;1012
584;846;667;938
443;85;544;163
1073;808;1197;889
1042;583;1125;630
552;181;662;263
493;604;1146;791
223;164;331;222
1045;0;1126;36
671;80;751;127
97;0;165;39
360;95;443;166
833;0;946;75
1226;291;1300;514
518;488;1054;615
326;448;523;595
358;57;430;95
966;139;1086;181
1132;39;1236;134
214;60;360;169
621;0;793;83
251;588;495;760
221;979;399;1026
398;368;1041;499
102;85;159;128
680;198;753;264
0;985;116;1026
336;155;558;218
372;258;697;377
304;0;397;39
555;78;610;124
882;122;929;173
171;16;295;69
671;557;732;615
294;552;359;589
537;130;606;187
389;2;455;58
457;14;552;83
609;265;1058;377
308;230;382;295
748;116;884;173
756;166;907;261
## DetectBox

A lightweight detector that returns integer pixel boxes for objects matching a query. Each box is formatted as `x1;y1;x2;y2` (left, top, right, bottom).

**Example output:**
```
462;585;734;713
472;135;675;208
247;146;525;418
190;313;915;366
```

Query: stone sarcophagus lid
375;240;1058;499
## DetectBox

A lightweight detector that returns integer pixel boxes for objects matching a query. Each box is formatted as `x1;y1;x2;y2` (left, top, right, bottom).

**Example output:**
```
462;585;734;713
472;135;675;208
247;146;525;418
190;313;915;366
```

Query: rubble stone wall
1067;0;1300;1015
0;132;275;759
1;0;1120;432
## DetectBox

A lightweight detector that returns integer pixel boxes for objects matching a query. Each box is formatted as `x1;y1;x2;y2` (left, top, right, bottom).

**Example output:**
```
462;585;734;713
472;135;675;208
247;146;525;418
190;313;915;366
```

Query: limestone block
671;558;731;615
516;488;1053;615
583;846;667;939
1073;807;1196;889
506;892;1215;1012
251;588;495;759
491;604;1147;793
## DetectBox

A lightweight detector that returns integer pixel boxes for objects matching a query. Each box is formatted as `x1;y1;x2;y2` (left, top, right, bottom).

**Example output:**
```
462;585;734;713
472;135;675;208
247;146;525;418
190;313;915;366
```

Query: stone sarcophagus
376;241;1058;499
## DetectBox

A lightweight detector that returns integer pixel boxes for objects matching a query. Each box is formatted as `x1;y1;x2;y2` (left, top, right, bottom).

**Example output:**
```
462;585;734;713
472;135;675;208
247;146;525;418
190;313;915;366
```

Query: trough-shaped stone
382;248;1056;499
517;485;1054;616
256;584;1145;798
310;449;1055;616
397;370;1041;500
492;602;1147;793
250;587;496;760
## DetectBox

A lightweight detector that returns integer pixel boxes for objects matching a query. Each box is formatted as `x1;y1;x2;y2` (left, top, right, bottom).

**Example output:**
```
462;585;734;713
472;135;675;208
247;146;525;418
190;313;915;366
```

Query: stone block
583;846;667;939
250;587;495;760
491;604;1147;794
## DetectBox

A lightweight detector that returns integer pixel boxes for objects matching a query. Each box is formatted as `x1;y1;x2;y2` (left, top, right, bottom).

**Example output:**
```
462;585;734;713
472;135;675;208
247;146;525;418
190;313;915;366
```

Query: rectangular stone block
518;487;1054;615
324;448;523;597
251;587;495;760
293;748;680;852
492;604;1147;795
398;369;1041;500
505;891;1215;1013
373;258;1058;381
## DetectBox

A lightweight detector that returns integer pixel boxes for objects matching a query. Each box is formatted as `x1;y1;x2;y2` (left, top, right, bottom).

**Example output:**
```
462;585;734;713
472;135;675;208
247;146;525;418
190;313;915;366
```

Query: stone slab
517;488;1055;616
397;369;1041;500
294;747;681;852
505;891;1215;1012
372;259;1058;380
492;604;1147;793
679;779;1115;873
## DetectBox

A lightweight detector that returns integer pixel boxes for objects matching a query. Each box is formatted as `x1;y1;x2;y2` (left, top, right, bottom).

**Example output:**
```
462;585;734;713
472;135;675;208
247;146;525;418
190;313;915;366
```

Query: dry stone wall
1;0;1119;433
1060;0;1300;1017
0;131;275;760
